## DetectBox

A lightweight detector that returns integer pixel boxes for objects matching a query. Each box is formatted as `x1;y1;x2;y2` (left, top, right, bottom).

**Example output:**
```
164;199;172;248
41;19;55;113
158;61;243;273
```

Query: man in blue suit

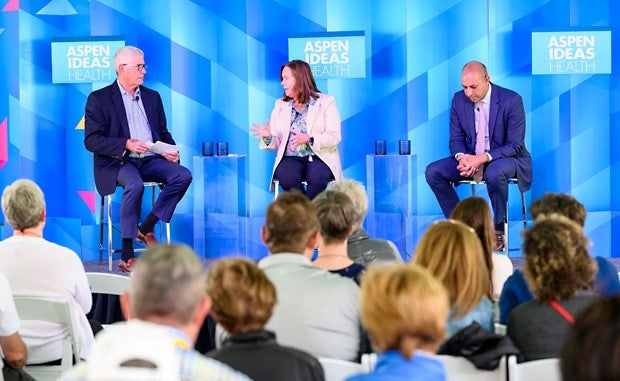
425;61;532;249
84;46;192;272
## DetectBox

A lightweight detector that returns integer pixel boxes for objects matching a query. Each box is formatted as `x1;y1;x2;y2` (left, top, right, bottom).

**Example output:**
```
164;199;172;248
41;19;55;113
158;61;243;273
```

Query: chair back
13;297;80;381
507;355;560;381
437;355;507;381
86;272;130;295
319;357;367;381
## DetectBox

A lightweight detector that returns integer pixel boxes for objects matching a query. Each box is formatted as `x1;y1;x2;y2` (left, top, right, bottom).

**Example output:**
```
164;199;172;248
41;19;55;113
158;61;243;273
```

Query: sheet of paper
147;141;181;154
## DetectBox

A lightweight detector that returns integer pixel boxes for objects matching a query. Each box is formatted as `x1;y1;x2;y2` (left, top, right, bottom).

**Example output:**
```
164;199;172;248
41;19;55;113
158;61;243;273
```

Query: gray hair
113;46;144;73
129;244;206;324
328;179;368;228
312;189;357;244
1;179;45;231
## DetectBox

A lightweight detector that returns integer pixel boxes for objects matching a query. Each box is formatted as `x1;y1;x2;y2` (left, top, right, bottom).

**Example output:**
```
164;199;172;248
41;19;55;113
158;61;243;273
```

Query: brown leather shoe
137;230;158;246
494;230;506;251
119;257;136;273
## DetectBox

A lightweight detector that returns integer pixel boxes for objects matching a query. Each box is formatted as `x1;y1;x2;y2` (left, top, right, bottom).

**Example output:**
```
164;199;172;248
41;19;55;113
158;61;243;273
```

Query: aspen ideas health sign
51;36;125;83
531;30;611;75
288;31;366;79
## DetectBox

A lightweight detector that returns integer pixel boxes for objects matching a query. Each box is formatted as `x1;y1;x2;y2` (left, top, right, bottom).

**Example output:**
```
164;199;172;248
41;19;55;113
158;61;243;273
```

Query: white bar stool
98;182;171;271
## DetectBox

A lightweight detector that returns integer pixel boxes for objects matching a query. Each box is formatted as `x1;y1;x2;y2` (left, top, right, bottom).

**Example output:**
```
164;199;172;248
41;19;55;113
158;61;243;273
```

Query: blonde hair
206;258;276;334
412;220;490;317
360;263;449;358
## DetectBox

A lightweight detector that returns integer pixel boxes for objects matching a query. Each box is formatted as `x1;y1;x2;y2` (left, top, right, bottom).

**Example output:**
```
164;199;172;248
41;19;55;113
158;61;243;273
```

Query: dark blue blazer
448;83;532;192
84;81;175;196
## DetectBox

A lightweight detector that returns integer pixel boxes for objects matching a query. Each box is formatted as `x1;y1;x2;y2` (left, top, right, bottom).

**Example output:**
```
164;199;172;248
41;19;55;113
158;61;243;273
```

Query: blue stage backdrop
0;0;618;261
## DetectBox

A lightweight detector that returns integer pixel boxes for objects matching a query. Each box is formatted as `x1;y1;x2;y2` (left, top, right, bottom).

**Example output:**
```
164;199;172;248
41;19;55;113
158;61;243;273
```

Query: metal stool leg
274;180;280;199
107;194;113;272
99;195;104;263
521;191;527;229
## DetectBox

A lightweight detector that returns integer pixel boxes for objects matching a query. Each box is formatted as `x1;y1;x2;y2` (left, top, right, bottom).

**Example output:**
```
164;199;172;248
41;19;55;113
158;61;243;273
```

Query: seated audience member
450;196;513;298
259;192;364;361
498;192;619;324
0;179;96;364
60;244;251;381
346;264;450;381
561;295;620;381
328;179;402;265
312;190;365;284
413;220;494;335
206;258;324;381
507;214;598;362
1;271;29;380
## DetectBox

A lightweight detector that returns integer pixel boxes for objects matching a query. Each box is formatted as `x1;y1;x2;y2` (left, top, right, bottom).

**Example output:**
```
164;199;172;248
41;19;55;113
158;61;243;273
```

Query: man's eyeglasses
122;63;147;71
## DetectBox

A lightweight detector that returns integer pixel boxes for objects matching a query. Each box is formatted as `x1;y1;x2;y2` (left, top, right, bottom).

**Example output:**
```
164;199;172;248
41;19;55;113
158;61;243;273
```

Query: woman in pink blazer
251;60;343;199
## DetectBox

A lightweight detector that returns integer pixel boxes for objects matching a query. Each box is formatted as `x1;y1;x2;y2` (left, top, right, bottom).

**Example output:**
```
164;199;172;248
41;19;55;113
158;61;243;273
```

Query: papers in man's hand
147;141;181;154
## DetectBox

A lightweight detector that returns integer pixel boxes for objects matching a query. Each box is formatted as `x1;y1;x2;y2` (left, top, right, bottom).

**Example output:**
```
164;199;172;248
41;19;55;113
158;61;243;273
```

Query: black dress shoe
119;258;136;273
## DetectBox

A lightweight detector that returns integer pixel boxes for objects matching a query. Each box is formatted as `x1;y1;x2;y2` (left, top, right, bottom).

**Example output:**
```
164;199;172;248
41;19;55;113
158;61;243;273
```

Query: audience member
498;192;619;323
412;220;494;335
312;190;365;284
84;45;192;272
450;196;513;298
258;192;364;361
60;244;250;381
0;271;30;381
507;214;598;362
0;179;96;364
206;258;324;381
346;264;450;381
560;295;620;381
328;179;402;265
425;61;532;251
251;60;342;199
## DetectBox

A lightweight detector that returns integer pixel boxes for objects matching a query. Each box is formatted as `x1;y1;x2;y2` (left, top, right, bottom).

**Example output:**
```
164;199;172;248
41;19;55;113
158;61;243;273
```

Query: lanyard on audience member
549;300;574;324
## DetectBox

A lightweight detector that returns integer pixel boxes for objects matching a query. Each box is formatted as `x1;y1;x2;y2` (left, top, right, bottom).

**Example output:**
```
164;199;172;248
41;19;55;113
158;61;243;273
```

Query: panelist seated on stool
425;61;531;250
84;45;192;273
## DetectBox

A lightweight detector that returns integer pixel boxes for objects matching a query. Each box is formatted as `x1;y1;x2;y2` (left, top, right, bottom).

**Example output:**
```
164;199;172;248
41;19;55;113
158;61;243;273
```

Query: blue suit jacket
448;83;532;192
84;81;175;196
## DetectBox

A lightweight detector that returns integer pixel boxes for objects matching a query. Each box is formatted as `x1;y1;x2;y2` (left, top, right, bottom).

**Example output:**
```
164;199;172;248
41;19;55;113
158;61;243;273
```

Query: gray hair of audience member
129;244;207;324
1;179;45;231
114;46;144;73
328;179;368;228
312;189;357;245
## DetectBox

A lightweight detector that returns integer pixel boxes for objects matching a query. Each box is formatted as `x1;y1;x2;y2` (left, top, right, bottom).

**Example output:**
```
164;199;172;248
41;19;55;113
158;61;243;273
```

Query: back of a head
328;179;368;227
360;263;449;359
412;220;489;317
561;295;620;381
1;179;46;231
312;189;356;244
263;192;319;253
130;244;206;324
450;196;494;259
86;321;181;381
522;214;595;302
206;257;276;335
530;192;586;227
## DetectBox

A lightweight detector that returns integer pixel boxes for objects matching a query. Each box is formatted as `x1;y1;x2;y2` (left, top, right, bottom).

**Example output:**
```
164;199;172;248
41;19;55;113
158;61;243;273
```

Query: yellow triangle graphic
75;115;85;130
